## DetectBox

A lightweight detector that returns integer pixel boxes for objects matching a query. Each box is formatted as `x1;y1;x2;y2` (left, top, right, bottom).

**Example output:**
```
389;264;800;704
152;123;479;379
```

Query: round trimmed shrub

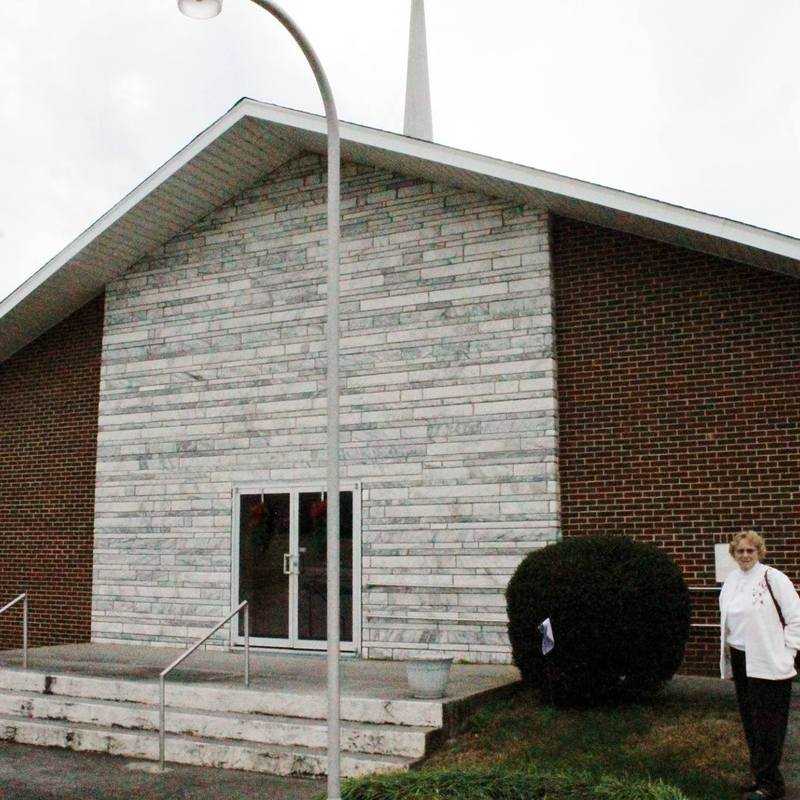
506;535;691;705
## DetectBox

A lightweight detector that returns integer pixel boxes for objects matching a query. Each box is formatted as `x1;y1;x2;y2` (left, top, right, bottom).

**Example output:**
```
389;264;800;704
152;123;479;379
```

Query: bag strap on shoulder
765;568;786;629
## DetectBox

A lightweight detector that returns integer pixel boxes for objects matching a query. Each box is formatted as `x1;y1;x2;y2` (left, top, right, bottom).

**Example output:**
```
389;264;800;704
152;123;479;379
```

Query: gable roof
2;96;799;364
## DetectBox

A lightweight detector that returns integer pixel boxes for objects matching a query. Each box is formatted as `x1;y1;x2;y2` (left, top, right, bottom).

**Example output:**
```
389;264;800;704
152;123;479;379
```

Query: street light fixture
177;0;223;19
178;2;342;798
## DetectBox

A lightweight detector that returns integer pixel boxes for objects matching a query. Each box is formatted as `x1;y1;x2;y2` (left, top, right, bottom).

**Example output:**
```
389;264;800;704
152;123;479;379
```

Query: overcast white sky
1;0;799;302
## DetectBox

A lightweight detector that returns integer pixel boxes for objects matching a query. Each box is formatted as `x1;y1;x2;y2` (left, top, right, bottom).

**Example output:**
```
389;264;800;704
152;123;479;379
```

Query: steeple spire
403;0;433;141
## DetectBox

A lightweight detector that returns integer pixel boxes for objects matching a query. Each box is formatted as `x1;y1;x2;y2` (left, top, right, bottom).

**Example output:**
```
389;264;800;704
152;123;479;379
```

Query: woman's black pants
730;647;792;795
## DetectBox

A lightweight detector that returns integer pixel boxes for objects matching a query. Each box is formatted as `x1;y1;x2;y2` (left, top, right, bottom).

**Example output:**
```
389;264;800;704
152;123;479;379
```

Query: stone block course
93;154;557;662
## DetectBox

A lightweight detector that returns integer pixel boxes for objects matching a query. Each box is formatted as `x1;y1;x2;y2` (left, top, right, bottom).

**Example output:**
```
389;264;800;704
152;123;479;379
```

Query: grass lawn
338;683;748;799
427;684;744;798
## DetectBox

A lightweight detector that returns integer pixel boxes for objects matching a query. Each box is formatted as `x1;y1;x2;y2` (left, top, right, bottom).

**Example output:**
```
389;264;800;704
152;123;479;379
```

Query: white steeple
403;0;433;141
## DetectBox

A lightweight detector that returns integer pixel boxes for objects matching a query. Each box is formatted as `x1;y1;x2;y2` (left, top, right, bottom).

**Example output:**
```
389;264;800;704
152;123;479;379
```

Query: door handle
284;550;306;575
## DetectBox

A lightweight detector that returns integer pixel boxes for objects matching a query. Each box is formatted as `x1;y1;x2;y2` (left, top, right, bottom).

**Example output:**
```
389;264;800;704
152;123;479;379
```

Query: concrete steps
0;669;446;726
0;668;444;776
0;713;410;777
0;690;435;758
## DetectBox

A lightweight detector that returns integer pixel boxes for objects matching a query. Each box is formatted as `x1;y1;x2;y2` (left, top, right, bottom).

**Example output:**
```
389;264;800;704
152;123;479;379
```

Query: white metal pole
244;603;250;687
242;4;341;796
22;593;28;670
159;675;166;769
179;2;340;792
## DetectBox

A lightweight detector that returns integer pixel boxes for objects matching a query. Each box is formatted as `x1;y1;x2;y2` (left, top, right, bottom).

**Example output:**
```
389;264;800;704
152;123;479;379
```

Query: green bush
333;766;690;800
505;536;691;705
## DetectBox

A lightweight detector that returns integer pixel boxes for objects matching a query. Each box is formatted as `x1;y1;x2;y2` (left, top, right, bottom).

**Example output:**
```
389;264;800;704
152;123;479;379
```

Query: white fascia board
240;99;800;265
0;103;251;319
3;97;798;330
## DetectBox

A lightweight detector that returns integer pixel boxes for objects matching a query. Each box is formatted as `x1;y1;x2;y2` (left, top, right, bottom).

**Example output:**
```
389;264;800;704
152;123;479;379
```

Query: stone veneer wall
92;154;557;663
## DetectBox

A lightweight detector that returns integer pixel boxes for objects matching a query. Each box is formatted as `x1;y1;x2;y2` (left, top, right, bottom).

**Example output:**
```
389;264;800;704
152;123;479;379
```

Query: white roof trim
0;105;249;322
1;97;798;363
232;99;800;265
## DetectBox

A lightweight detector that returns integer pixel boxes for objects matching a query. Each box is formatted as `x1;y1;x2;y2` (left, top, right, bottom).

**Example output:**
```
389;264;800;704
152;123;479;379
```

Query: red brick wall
0;295;104;650
551;216;800;675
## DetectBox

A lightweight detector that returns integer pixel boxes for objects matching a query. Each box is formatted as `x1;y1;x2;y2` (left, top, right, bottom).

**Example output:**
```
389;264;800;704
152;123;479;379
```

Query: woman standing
720;531;800;800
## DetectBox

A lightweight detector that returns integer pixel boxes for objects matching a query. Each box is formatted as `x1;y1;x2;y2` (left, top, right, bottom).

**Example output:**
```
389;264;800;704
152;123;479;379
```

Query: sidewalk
3;673;799;800
0;741;324;800
665;674;800;800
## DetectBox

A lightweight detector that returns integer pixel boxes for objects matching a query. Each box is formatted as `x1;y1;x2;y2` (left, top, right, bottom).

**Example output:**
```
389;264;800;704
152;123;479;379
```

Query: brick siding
551;216;800;674
0;295;104;650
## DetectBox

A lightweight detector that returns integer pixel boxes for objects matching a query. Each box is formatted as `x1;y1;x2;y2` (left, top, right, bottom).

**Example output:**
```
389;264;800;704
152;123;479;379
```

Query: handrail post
244;604;250;688
0;593;29;670
22;594;27;670
158;601;249;771
159;674;166;770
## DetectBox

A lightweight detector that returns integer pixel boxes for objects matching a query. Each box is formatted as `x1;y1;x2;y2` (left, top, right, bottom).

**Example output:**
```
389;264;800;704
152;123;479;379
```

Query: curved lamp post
178;2;342;797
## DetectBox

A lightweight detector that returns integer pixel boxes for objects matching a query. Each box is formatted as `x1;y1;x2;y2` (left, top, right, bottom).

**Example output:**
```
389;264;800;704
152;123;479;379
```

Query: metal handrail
158;601;249;770
0;593;28;669
688;586;722;628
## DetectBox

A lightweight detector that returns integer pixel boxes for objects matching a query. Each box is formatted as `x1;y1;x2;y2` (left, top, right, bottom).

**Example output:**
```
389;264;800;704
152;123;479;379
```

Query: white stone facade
92;154;559;663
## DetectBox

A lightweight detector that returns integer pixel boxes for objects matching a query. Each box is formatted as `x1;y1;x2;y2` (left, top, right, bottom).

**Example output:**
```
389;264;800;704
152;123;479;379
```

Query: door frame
229;482;362;654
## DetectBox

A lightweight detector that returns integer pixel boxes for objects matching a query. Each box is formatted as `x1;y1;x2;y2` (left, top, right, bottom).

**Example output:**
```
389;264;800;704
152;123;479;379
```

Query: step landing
0;661;518;777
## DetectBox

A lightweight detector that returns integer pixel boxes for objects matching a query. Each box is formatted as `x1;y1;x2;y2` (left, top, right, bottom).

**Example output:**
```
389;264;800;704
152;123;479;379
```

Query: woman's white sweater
719;563;800;680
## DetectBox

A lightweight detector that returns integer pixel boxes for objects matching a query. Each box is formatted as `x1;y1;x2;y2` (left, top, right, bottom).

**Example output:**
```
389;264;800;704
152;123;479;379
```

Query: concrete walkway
4;658;799;799
0;643;519;794
0;642;519;702
666;674;800;800
0;742;324;800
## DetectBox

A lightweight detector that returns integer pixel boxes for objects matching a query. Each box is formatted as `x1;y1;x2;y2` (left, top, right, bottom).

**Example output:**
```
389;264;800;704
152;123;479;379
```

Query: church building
1;3;798;677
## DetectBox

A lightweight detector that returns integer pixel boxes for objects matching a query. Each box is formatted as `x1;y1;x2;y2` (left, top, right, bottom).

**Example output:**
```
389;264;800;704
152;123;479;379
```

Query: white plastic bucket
406;658;453;699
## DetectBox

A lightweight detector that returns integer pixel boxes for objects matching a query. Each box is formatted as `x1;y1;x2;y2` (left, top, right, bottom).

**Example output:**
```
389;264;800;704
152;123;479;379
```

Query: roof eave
1;97;798;364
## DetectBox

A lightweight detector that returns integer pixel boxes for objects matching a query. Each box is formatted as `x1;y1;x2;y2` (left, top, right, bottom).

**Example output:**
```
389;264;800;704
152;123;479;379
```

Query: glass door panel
297;491;353;643
237;492;290;640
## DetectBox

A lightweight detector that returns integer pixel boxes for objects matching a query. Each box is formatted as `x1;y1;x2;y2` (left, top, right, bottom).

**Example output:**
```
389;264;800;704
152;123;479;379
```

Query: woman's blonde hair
728;530;766;559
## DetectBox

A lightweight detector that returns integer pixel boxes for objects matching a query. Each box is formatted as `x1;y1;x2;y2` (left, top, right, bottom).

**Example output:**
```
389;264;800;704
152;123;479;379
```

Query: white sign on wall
715;544;738;582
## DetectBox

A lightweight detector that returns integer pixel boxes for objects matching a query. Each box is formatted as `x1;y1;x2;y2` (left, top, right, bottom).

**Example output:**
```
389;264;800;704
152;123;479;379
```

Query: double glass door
233;486;357;651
